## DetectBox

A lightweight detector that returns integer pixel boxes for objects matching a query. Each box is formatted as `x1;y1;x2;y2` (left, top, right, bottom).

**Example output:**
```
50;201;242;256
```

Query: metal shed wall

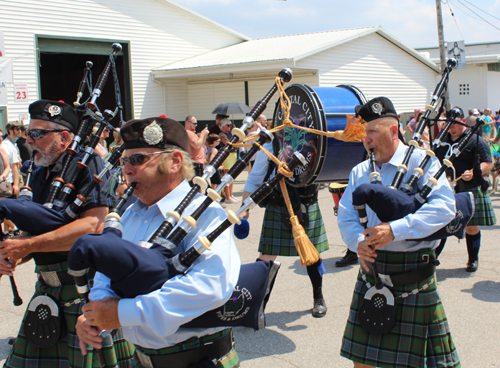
0;0;245;121
298;33;438;113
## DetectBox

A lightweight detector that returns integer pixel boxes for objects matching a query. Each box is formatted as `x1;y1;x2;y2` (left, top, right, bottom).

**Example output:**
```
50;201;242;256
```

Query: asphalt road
1;170;500;367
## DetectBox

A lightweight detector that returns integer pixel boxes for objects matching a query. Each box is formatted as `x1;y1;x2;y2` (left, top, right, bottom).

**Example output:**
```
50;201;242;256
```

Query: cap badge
143;120;163;145
48;105;62;117
371;102;383;115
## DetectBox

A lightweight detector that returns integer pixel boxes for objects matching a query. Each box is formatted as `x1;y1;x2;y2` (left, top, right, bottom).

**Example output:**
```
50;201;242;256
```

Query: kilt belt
40;269;96;288
136;330;233;368
361;254;436;287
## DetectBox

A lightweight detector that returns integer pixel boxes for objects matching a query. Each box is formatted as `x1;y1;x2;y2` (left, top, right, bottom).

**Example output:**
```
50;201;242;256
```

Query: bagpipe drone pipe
0;44;124;308
352;113;484;242
68;152;307;331
0;42;125;234
0;144;125;236
145;68;293;247
45;43;123;208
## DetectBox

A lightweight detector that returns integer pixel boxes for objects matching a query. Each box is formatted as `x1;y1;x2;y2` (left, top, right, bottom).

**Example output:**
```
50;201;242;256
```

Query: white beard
33;140;62;167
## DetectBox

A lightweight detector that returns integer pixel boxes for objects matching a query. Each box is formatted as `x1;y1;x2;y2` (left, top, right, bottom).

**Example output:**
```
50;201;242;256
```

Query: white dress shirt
91;180;241;348
338;141;456;253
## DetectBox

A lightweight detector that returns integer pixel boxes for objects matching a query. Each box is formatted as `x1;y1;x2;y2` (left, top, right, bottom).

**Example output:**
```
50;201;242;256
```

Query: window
459;83;469;95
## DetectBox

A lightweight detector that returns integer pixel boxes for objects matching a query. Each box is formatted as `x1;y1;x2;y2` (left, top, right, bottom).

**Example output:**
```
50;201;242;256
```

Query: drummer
75;117;241;368
242;139;329;318
337;97;460;367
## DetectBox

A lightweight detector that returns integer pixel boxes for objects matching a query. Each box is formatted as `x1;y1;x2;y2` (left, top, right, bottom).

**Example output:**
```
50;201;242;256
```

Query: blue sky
171;0;500;48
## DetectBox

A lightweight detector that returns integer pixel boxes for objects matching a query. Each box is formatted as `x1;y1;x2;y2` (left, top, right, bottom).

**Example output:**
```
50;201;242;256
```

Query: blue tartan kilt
467;186;496;226
341;249;460;368
258;202;329;257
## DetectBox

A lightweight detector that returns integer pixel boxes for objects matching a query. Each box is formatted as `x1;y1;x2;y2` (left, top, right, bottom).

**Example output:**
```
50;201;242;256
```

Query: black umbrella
212;102;251;116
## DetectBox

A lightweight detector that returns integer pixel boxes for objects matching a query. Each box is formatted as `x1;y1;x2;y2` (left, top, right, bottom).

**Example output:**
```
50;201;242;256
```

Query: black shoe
312;297;327;318
335;250;358;267
435;259;440;267
466;259;478;272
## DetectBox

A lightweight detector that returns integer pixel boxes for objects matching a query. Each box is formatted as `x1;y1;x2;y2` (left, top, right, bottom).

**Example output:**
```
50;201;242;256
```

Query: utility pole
436;0;451;110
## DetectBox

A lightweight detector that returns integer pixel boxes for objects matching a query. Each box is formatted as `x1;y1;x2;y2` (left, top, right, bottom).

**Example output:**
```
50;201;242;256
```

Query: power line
453;0;500;32
462;0;500;23
446;2;473;59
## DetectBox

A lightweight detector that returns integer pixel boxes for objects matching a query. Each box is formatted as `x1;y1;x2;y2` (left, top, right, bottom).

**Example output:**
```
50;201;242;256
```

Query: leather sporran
0;181;13;198
359;285;396;335
24;295;65;347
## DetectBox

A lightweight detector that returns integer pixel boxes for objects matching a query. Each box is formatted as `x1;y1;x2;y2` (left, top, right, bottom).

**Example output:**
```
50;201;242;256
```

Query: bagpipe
352;59;482;243
0;43;125;305
145;68;293;248
68;152;307;330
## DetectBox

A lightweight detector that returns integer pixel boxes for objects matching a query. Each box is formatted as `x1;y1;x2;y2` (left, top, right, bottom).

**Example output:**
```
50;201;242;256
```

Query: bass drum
272;84;367;187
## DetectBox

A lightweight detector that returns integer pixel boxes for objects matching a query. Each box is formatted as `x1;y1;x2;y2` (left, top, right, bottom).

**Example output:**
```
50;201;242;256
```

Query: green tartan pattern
467;186;496;226
341;249;460;368
4;261;136;368
135;328;239;368
258;202;329;256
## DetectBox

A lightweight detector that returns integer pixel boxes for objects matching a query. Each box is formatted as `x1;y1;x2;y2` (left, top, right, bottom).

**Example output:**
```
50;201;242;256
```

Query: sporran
24;295;66;347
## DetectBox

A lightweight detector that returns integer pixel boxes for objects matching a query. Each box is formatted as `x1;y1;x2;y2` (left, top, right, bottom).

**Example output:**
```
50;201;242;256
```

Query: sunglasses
122;150;173;166
26;129;68;140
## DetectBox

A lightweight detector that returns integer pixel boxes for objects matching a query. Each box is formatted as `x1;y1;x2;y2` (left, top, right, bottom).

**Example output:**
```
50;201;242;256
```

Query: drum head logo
275;87;320;185
216;286;252;322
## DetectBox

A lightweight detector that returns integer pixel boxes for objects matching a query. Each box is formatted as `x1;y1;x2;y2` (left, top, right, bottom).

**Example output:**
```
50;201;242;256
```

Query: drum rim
272;83;327;188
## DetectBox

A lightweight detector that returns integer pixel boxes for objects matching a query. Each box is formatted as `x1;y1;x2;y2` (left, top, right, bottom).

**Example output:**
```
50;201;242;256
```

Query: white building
0;0;247;128
0;0;440;130
418;42;500;112
154;26;440;123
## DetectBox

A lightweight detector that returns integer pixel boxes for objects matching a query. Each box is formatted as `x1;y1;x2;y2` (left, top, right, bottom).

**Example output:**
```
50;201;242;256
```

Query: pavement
1;169;500;367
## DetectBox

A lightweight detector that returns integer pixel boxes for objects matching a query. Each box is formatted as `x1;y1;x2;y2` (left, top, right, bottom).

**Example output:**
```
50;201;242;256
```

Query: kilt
341;249;460;368
467;186;496;226
4;261;137;368
258;202;329;256
134;328;239;368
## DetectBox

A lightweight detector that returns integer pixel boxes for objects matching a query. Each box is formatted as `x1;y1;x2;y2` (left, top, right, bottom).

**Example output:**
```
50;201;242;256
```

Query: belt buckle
422;254;430;263
40;271;61;288
135;349;154;368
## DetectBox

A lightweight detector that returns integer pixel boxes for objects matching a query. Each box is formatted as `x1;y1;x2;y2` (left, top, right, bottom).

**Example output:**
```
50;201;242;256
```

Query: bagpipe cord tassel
279;179;320;267
466;231;481;261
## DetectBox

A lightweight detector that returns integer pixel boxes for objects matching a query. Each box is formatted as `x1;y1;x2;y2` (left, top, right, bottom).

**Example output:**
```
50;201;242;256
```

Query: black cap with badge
121;117;191;153
355;97;399;123
29;100;80;133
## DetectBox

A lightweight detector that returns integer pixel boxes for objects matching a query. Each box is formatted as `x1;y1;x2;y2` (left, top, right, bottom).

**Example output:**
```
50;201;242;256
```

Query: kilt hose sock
306;259;324;300
466;231;481;261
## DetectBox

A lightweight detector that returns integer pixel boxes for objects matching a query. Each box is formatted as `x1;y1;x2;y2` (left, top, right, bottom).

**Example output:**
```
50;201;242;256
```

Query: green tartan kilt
467;186;496;226
258;202;329;257
341;249;460;368
4;261;136;368
134;328;239;368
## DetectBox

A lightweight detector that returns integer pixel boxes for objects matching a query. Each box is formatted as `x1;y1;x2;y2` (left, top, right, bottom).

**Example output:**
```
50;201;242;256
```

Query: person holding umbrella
209;114;228;136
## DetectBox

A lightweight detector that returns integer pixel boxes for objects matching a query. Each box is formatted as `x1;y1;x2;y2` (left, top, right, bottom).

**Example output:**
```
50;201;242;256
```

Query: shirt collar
127;179;192;218
386;141;407;167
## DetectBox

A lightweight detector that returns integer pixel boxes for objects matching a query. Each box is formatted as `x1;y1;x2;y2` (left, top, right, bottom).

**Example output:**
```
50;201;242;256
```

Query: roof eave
427;55;500;65
152;58;296;79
